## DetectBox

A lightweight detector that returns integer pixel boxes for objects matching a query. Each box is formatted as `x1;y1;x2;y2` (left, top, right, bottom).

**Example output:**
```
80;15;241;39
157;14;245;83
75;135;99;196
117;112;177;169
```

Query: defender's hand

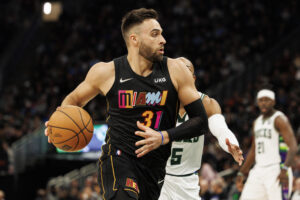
44;121;51;143
277;169;289;187
226;138;244;166
135;121;163;158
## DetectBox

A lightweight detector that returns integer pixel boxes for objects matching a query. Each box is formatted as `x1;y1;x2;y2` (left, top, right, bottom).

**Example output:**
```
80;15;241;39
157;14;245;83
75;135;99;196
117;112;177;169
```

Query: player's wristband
281;164;289;171
158;131;164;145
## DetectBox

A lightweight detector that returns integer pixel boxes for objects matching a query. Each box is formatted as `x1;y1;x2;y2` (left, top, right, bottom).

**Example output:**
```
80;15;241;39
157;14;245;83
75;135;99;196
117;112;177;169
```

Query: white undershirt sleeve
208;114;239;153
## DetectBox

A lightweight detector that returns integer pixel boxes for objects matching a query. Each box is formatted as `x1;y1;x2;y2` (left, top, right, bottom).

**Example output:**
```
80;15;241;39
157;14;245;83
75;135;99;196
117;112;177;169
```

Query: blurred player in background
237;89;297;200
159;57;243;200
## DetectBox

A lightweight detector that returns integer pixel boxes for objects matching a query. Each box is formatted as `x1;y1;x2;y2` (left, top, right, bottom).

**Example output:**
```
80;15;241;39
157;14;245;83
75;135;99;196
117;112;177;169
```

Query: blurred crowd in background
0;0;300;199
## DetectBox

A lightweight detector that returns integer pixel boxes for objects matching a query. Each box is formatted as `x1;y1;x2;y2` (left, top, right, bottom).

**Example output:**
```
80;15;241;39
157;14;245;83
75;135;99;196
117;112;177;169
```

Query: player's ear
129;33;139;47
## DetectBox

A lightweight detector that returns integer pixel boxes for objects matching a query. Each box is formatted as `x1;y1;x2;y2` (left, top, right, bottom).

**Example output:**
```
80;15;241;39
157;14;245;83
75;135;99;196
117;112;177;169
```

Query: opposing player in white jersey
237;89;297;200
159;57;244;200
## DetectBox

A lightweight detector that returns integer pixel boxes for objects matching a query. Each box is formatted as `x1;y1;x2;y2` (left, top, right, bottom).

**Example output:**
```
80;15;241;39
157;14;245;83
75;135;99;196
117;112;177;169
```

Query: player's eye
151;32;158;37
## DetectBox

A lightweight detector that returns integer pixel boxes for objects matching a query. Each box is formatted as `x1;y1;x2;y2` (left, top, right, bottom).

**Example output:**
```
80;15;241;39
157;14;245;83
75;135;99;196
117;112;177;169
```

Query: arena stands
0;0;299;199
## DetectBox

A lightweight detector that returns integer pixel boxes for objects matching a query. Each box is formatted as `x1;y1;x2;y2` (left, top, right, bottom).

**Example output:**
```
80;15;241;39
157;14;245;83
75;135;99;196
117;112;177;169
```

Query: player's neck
127;52;153;77
262;108;275;119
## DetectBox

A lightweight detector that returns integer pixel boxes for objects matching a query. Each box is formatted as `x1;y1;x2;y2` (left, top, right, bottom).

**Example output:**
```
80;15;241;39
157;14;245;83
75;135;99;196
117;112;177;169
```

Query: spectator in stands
0;140;9;175
209;177;227;200
35;189;47;200
0;190;4;200
199;177;210;199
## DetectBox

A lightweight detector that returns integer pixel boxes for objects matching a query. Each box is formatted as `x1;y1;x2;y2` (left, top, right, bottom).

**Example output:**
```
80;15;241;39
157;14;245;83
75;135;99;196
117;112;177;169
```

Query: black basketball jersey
104;55;179;167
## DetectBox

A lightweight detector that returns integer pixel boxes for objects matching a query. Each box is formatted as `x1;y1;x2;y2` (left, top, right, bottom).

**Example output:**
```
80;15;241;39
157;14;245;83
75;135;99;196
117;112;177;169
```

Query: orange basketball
48;106;94;152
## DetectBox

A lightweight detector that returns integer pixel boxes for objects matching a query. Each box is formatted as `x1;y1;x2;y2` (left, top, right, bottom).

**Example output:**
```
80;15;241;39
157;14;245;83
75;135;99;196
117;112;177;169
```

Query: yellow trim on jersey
99;158;106;200
98;126;112;200
105;115;110;123
110;155;118;191
124;188;139;196
106;127;111;155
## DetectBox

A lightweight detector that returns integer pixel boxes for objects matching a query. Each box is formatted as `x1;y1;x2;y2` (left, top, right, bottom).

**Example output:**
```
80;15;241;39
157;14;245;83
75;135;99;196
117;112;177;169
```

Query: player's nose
160;35;166;45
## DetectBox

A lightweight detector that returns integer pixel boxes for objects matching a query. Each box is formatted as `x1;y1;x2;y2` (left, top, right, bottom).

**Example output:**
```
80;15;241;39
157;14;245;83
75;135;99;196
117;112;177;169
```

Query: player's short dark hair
121;8;158;41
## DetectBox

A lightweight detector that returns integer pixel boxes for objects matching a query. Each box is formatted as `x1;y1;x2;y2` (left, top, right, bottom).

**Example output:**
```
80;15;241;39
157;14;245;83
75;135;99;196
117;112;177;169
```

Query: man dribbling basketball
45;8;243;200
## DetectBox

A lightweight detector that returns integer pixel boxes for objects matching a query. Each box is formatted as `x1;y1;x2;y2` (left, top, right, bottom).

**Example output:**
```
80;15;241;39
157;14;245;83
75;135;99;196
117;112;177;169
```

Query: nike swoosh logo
158;179;164;184
120;78;133;83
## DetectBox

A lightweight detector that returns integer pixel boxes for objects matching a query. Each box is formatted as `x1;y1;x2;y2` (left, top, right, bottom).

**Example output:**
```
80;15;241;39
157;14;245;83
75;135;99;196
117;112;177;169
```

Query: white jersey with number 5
254;110;285;167
165;92;205;175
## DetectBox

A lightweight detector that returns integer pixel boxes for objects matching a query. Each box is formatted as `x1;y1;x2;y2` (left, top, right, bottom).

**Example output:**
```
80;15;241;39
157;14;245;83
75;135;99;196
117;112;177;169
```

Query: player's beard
139;41;163;62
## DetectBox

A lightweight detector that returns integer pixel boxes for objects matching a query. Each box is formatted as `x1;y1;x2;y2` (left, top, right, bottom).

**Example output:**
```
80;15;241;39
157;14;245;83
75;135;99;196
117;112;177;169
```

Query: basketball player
159;57;242;200
237;89;297;200
45;8;243;200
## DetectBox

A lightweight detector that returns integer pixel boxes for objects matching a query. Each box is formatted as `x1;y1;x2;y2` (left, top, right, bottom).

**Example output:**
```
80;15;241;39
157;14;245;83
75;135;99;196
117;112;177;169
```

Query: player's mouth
158;48;164;54
261;107;267;112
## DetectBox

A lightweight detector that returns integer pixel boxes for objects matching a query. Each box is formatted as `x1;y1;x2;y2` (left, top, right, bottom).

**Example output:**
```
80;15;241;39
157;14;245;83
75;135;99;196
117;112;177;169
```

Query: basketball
48;106;94;152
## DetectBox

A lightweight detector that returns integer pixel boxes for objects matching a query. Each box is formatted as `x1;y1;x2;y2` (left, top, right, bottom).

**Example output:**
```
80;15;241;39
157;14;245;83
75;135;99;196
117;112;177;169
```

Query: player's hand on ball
44;121;51;143
135;121;163;158
44;106;71;144
44;107;62;144
226;138;244;166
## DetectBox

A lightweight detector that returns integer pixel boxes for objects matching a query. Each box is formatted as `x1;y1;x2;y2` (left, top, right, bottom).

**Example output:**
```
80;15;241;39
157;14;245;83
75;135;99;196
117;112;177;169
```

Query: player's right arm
45;61;115;142
61;61;115;106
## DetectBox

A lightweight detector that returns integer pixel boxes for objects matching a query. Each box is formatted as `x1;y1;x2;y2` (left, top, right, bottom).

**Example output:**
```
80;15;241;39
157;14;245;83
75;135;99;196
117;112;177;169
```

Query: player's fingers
135;138;148;146
135;131;148;139
240;154;244;161
238;159;242;166
225;138;230;146
44;128;48;136
135;144;147;154
48;136;51;143
136;121;149;131
239;149;243;155
135;146;151;157
137;149;149;158
44;121;49;136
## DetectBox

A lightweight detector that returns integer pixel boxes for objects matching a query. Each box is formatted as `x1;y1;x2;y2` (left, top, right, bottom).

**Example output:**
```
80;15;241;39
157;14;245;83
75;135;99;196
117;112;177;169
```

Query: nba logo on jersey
116;149;122;156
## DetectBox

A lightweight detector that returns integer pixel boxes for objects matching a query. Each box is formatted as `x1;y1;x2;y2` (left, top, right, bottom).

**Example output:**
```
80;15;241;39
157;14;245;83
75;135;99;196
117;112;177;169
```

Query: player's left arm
202;96;243;165
275;115;297;185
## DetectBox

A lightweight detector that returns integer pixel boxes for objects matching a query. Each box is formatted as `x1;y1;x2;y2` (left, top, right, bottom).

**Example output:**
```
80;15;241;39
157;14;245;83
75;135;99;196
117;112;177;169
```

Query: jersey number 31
142;110;163;130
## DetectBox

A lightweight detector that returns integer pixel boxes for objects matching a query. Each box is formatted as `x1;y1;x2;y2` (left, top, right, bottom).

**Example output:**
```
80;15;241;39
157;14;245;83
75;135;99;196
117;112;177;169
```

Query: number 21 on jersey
142;110;163;130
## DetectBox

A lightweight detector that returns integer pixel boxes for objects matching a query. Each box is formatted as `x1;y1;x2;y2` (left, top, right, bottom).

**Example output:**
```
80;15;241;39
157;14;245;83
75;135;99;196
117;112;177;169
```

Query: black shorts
97;144;165;200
